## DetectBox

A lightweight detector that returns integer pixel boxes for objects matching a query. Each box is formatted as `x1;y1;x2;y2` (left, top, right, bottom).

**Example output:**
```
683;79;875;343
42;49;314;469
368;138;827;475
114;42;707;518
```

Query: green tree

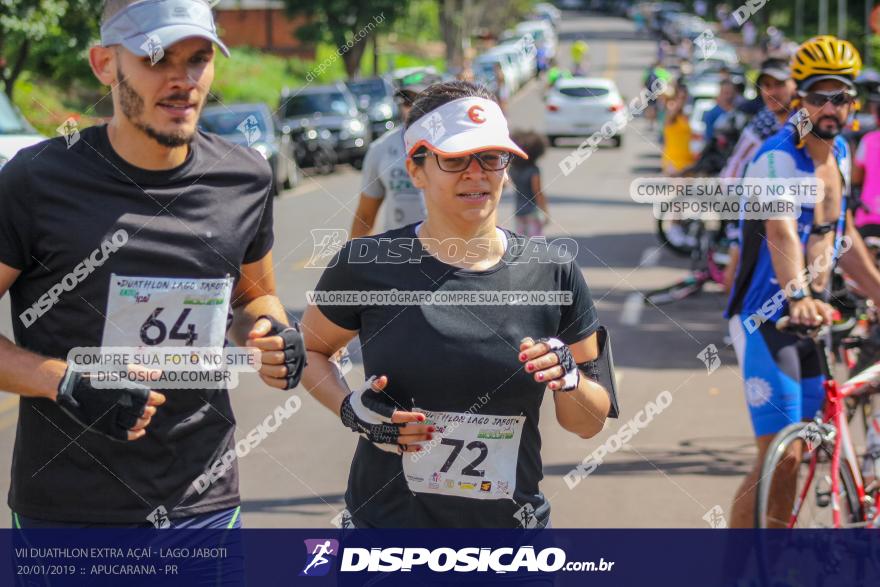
282;0;411;78
0;0;100;99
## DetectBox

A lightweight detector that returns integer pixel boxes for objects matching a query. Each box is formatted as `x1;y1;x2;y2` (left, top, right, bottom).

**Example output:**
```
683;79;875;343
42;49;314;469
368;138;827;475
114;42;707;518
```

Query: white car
544;77;626;147
474;54;519;97
492;42;536;86
515;20;557;60
688;98;716;156
533;2;561;29
0;94;43;170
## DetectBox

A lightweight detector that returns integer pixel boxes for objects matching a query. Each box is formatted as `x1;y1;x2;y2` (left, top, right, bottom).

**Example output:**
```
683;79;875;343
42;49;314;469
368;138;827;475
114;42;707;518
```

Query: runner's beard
812;115;843;139
117;67;198;148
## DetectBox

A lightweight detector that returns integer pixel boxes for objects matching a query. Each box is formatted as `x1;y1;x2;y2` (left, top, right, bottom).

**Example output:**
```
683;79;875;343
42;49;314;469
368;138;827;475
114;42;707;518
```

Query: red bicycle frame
789;361;880;527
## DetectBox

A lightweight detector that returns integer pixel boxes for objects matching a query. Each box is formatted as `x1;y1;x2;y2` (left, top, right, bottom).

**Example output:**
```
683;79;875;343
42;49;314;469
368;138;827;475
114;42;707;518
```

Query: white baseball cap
404;97;528;159
101;0;230;58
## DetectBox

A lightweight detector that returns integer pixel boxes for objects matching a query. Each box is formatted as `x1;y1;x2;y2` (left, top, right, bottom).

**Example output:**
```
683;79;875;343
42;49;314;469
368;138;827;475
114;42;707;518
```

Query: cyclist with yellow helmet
726;36;880;527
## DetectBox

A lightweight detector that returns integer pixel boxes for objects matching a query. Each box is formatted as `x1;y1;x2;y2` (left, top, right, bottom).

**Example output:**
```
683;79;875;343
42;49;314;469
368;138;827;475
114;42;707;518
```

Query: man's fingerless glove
339;376;402;454
536;337;580;391
55;368;150;441
259;315;307;389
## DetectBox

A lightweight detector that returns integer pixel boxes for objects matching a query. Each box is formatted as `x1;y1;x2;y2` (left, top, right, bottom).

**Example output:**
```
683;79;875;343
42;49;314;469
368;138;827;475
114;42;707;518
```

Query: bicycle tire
755;422;862;529
643;279;704;305
655;217;701;257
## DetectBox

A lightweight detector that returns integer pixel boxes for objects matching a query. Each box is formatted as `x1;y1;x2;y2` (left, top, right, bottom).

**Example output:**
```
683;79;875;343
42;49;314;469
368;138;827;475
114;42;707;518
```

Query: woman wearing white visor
300;81;618;528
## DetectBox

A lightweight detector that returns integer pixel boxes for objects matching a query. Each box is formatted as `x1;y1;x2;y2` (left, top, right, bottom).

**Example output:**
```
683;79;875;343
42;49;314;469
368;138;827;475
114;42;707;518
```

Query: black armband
578;326;619;418
810;223;834;236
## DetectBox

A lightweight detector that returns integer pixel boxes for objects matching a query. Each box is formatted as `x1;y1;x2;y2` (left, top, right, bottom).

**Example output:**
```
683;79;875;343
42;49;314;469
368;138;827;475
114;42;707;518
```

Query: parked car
490;43;536;88
200;103;299;196
687;97;716;157
292;126;337;175
483;48;525;91
279;83;371;169
474;53;519;98
473;61;501;98
389;66;441;88
544;76;626;147
532;2;561;29
346;76;398;138
665;14;709;44
0;93;43;170
515;19;557;60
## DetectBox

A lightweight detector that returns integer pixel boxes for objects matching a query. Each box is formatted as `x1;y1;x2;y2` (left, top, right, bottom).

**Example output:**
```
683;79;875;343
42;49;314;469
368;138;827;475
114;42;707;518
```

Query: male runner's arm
350;141;385;239
230;252;305;390
0;262;164;440
350;195;383;239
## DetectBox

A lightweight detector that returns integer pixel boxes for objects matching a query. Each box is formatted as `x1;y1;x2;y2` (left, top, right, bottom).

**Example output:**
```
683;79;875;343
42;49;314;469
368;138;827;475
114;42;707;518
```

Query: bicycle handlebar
775;316;827;339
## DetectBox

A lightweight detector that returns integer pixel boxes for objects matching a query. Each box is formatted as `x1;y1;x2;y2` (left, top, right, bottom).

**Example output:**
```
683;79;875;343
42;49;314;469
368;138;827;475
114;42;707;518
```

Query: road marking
601;42;619;78
639;246;661;267
620;292;644;326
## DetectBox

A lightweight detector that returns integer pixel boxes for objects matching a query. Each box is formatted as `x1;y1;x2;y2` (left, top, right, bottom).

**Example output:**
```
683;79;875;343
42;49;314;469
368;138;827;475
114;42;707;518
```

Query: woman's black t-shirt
314;224;598;528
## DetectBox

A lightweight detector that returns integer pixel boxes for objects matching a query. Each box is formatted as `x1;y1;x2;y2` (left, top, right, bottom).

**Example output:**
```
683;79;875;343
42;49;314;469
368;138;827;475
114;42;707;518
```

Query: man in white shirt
350;73;438;238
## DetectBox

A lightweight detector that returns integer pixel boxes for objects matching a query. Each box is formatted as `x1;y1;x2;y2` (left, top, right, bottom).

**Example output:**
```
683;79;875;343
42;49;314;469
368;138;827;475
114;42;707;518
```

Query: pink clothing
856;131;880;227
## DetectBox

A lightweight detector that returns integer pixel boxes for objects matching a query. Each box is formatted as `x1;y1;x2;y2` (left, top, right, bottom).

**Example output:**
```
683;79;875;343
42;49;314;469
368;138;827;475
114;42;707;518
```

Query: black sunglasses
412;151;512;172
799;90;856;108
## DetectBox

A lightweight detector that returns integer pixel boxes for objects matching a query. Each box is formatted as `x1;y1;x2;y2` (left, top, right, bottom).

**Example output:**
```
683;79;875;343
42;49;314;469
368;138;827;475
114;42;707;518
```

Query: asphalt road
0;11;755;528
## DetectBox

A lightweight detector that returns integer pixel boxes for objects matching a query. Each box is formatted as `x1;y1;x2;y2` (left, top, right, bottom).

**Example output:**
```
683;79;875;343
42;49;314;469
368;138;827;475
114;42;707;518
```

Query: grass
13;40;447;132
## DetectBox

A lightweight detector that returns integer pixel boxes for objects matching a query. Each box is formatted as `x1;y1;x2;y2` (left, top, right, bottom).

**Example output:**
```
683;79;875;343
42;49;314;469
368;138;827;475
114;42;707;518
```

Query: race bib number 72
403;409;525;501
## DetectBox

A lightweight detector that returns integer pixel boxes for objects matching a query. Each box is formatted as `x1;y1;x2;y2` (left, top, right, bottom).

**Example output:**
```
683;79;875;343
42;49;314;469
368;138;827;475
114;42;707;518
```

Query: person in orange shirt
662;88;695;175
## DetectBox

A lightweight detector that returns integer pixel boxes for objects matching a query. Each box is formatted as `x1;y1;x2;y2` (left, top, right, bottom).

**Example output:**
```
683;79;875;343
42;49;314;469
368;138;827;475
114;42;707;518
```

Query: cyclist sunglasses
412;150;512;172
799;90;857;108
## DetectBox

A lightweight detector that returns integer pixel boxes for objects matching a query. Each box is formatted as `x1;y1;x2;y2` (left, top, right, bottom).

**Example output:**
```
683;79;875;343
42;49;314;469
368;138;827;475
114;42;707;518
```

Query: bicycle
755;316;880;529
643;219;731;305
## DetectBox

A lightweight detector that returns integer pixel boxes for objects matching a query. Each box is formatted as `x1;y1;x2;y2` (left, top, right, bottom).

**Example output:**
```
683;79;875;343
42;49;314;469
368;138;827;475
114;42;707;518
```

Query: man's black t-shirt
0;125;274;523
314;225;598;528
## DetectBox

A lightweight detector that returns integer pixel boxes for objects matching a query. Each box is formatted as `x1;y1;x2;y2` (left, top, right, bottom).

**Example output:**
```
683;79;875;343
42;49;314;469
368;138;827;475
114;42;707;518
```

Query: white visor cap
403;97;528;160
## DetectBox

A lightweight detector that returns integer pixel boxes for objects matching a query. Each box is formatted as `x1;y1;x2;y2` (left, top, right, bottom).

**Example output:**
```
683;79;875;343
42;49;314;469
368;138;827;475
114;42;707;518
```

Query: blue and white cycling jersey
725;122;851;322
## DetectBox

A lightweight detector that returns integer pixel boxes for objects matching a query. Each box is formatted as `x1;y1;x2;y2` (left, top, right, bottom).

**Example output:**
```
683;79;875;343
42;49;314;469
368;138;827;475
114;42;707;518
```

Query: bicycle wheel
755;422;862;528
655;217;703;257
643;275;705;305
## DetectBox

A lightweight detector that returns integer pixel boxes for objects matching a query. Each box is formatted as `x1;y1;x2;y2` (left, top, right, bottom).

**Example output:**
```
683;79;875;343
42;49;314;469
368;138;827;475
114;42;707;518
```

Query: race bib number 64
101;275;233;350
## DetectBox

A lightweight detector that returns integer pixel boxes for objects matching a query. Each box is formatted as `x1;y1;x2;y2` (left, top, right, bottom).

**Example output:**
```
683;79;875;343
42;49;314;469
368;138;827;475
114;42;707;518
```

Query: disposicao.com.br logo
300;539;339;577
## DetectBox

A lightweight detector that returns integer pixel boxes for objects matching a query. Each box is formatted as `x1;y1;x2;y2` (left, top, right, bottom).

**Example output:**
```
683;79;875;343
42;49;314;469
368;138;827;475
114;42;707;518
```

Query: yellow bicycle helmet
791;35;862;90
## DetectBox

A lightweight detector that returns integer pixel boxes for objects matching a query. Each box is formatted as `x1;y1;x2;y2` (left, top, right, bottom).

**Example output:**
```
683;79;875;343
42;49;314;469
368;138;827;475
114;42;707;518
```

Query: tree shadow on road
544;436;755;478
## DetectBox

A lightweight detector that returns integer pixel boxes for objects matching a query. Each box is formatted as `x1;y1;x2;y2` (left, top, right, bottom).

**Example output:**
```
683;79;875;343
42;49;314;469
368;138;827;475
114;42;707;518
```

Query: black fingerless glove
55;368;150;441
259;315;307;389
339;376;403;454
535;337;580;391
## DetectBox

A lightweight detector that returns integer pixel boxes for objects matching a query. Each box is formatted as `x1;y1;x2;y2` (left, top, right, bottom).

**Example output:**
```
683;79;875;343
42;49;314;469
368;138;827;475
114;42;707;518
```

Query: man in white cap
0;0;305;531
